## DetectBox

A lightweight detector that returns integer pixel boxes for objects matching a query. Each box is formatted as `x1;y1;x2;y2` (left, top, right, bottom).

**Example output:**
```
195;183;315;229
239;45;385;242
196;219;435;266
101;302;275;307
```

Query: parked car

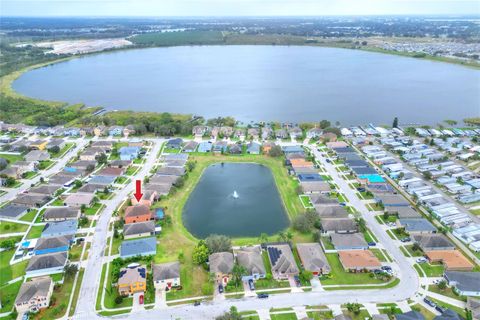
435;306;447;313
368;242;376;246
194;301;201;306
416;257;427;264
293;275;301;287
400;237;411;243
257;293;269;299
424;298;436;308
248;279;255;291
218;284;224;294
326;159;331;163
381;266;392;271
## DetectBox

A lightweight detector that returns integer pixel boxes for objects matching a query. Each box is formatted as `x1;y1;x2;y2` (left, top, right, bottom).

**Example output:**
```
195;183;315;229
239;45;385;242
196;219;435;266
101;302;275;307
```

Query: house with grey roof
0;204;30;219
467;297;480;320
331;233;369;251
301;181;331;194
444;271;480;296
25;150;50;162
43;207;80;221
29;185;62;197
34;235;72;255
321;218;358;234
77;183;105;194
15;276;53;313
388;206;422;218
156;166;185;177
246;142;261;155
267;243;299;280
397;219;437;234
315;205;349;219
183;141;198;153
120;236;157;258
64;193;94;207
433;309;462;320
88;175;116;185
296;243;330;275
25;252;67;277
309;194;338;206
153;261;181;291
235;246;266;281
374;193;410;207
123;221;156;239
41;220;78;238
48;173;77;186
209;252;234;285
395;311;425;320
412;234;455;251
12;194;51;208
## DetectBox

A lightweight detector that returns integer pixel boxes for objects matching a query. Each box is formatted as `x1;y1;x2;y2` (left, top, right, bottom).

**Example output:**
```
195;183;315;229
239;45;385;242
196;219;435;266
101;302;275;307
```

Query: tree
411;242;421;252
392;117;399;128
0;239;16;250
444;119;457;126
216;306;242;320
79;215;89;227
205;234;232;253
115;295;124;305
319;120;331;129
437;280;447;290
48;145;60;154
64;263;78;279
231;263;247;287
193;240;209;265
186;161;196;172
356;217;367;233
96;152;107;164
293;214;312;233
0;158;7;171
299;270;313;283
268;145;283;157
423;171;432;180
74;179;83;189
86;164;95;173
346;303;362;315
258;233;269;244
174;176;185;188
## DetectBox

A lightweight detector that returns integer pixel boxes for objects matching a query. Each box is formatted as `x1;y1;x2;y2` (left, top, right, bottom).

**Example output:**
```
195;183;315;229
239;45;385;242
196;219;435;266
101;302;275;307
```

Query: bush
115;295;124;305
205;234;232;253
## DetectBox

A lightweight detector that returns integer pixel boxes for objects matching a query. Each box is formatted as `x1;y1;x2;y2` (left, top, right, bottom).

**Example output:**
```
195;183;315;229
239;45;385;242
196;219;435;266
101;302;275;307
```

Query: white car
416;257;427;264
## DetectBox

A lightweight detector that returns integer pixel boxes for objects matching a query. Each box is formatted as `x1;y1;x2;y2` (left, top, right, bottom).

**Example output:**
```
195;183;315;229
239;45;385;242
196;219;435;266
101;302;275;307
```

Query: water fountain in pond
232;190;239;199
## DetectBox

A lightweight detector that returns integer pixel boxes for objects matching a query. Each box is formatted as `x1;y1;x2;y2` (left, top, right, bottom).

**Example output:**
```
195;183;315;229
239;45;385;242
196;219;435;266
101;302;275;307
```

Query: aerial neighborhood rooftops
397;218;436;234
338;250;382;271
120;237;157;258
412;234;455;251
14;276;53;313
321;218;358;234
296;243;331;275
444;271;480;296
12;194;51;208
42;220;78;238
331;233;368;250
43;207;80;221
25;252;68;277
235;246;266;281
0;204;30;219
267;243;299;279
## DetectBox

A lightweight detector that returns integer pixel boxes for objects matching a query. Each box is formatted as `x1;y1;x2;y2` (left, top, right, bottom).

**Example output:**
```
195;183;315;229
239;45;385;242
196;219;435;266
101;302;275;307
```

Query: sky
1;0;479;17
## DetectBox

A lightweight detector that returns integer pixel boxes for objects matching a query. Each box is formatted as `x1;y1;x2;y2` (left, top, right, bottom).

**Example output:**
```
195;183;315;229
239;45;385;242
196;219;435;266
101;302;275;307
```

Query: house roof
26;252;67;272
445;271;480;293
12;194;51;207
398;219;436;233
25;150;50;161
123;221;156;236
321;218;358;232
120;237;156;257
15;277;53;305
150;175;178;185
152;261;180;281
34;235;72;251
425;250;474;270
89;175;116;185
433;309;462;320
98;167;124;176
183;141;198;151
156;166;185;177
331;233;368;249
309;194;338;206
375;194;409;206
467;297;480;319
338;250;382;269
300;181;331;193
296;243;330;273
64;193;94;206
118;265;147;286
29;185;62;196
413;234;455;250
267;244;299;275
395;311;425;320
236;246;266;276
78;183;104;193
290;159;314;168
387;206;421;218
0;204;29;219
109;160;132;168
42;220;78;236
315;205;349;219
209;252;234;274
125;204;152;218
43;207;79;220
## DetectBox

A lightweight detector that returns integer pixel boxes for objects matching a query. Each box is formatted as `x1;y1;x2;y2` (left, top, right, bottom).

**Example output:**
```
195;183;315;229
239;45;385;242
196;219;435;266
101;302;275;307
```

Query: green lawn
38;160;55;170
102;262;133;309
270;313;298;320
26;225;44;239
0;153;23;165
84;203;104;216
427;285;467;301
404;244;423;257
0;221;29;235
125;166;139;176
50;143;75;159
19;209;38;222
22;171;38;179
370;248;387;262
343;310;370;320
411;304;436;320
299;195;313;208
0;250;28;286
68;268;85;317
0;279;23;313
321;237;335;250
320;254;386;286
417;263;445;277
69;243;84;262
306;311;335;320
427;296;467;318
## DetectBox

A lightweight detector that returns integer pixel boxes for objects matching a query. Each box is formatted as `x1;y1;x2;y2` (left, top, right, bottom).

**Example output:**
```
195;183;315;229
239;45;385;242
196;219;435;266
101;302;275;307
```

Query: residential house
46;138;65;150
29;185;62;197
166;138;183;149
261;127;273;140
64;193;94;207
338;250;382;271
78;183;105;194
41;220;78;238
98;167;125;177
307;128;323;139
43;207;80;221
88;175;116;186
118;265;147;296
79;148;101;161
183;141;198;153
0;204;30;219
425;250;474;271
209;252;234;285
13;194;51;208
229;144;242;154
79;127;94;136
395;311;425;320
331;233;369;251
119;147;140;161
321;218;358;234
34;235;72;255
444;271;480;296
119;237;157;258
289;127;303;139
320;132;337;142
25;252;67;277
14;277;53;314
412;234;455;251
300;181;330;194
467;298;480;319
266;244;299;280
123;125;136;137
262;142;275;154
12;161;36;175
275;129;288;139
156;167;185;177
192;125;210;137
29;140;48;151
198;141;213;153
315;205;350;219
153;262;181;291
123;221;156;239
246;142;261;155
25;150;50;162
108;126;123;136
397;219;436;234
235;246;266;281
93;126;107;137
247;128;260;139
109;160;132;168
296;243;331;275
124;204;154;224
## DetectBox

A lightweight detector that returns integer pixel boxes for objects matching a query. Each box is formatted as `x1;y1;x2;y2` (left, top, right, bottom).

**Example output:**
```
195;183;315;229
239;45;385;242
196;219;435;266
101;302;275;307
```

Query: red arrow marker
134;180;143;202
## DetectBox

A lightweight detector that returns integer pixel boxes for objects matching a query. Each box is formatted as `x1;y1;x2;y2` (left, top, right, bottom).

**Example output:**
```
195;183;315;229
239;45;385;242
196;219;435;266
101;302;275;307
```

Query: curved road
73;141;420;320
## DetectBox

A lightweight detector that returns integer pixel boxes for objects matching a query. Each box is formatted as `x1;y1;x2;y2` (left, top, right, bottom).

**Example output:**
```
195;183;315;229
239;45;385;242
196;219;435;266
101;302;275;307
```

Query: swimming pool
358;174;385;183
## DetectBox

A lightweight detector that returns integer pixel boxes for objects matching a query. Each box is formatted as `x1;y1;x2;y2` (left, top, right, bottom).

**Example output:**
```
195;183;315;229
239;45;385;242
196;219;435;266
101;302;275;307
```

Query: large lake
13;45;480;124
182;163;289;238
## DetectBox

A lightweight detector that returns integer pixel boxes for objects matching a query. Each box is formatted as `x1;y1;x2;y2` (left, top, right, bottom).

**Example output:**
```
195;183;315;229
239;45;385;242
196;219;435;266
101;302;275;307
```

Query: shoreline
1;42;479;125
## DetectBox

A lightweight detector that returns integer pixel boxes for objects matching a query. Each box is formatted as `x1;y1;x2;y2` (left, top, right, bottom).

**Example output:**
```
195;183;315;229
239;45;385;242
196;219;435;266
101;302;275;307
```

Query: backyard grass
26;225;44;239
0;221;29;235
84;203;104;216
22;171;38;179
0;279;23;313
0;153;23;165
69;243;85;262
299;195;313;208
320;253;386;285
0;250;28;286
18;209;38;222
343;309;370;320
321;236;335;250
270;313;298;320
417;262;445;277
